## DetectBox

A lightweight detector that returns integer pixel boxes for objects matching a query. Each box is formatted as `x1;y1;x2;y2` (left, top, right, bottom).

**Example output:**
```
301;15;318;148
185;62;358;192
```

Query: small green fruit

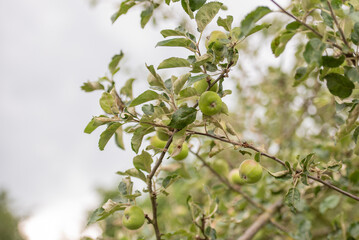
193;79;218;94
150;135;166;149
205;31;227;50
169;142;189;161
212;159;229;176
238;159;263;184
199;91;223;116
122;206;145;230
156;128;170;141
228;168;246;185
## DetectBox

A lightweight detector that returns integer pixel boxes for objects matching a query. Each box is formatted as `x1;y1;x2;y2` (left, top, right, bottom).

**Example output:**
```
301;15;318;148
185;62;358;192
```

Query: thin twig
269;0;354;57
147;130;177;240
237;200;283;240
188;130;359;202
327;0;350;49
308;175;359;201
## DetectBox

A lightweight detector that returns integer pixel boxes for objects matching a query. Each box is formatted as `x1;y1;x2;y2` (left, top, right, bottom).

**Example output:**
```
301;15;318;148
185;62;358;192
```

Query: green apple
205;31;227;50
199;91;223;116
193;79;218;94
238;159;263;184
150;135;166;149
156;128;170;141
211;159;229;176
122;206;145;230
228;168;246;185
169;142;189;161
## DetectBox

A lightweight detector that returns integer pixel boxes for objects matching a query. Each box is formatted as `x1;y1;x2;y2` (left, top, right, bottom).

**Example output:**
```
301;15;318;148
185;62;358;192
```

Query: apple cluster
211;159;263;185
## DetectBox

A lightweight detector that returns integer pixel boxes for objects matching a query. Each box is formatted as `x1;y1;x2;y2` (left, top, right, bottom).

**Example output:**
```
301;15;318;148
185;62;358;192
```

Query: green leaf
285;21;301;31
116;168;146;182
146;64;166;89
99;92;119;115
140;6;154;28
158;57;191;69
87;200;126;225
293;66;315;87
245;23;271;37
162;175;180;188
120;78;135;99
321;55;345;68
111;0;136;23
156;38;192;48
133;150;153;173
217;15;233;31
129;90;159;107
160;29;186;38
115;126;125;150
345;66;359;83
319;195;340;213
303;38;326;65
205;227;217;239
285;161;293;174
99;123;122;151
300;153;315;173
324;73;354;99
254;152;261;162
195;2;223;32
353;126;359;143
189;0;206;11
179;87;198;98
321;10;334;29
131;126;153;153
351;22;359;45
267;170;291;180
169;106;197;129
185;74;208;87
174;73;191;94
348;222;359;238
81;81;104;92
271;31;295;57
108;52;124;75
181;0;194;19
285;187;300;213
84;116;109;134
240;6;271;37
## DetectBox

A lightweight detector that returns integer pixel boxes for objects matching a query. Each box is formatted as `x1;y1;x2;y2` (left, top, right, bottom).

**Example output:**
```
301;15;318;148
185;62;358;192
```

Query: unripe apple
199;91;223;116
122;206;145;230
169;142;189;161
193;79;218;94
238;159;263;184
228;168;246;185
150;135;166;149
205;31;227;50
211;159;229;176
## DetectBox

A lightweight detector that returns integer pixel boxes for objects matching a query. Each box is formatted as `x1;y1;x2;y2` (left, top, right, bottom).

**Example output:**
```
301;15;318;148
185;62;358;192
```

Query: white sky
0;0;288;239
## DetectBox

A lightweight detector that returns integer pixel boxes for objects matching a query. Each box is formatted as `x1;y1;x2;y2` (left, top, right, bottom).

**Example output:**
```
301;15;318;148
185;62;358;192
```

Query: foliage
0;191;26;240
82;0;359;239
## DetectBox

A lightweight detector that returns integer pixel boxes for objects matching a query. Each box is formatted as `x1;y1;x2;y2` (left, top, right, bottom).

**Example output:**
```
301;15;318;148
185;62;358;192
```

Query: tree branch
189;149;288;234
147;130;177;240
237;199;283;240
326;0;350;49
188;130;359;202
269;0;356;63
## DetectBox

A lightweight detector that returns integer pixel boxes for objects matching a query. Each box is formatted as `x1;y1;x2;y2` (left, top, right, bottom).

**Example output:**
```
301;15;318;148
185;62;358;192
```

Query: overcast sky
0;0;287;239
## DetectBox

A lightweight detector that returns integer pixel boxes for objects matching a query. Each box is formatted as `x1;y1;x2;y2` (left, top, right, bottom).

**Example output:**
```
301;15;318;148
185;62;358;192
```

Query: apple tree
82;0;359;239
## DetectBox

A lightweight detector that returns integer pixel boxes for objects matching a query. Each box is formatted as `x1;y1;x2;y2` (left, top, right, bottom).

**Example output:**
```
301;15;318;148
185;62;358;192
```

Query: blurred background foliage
0;190;27;240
